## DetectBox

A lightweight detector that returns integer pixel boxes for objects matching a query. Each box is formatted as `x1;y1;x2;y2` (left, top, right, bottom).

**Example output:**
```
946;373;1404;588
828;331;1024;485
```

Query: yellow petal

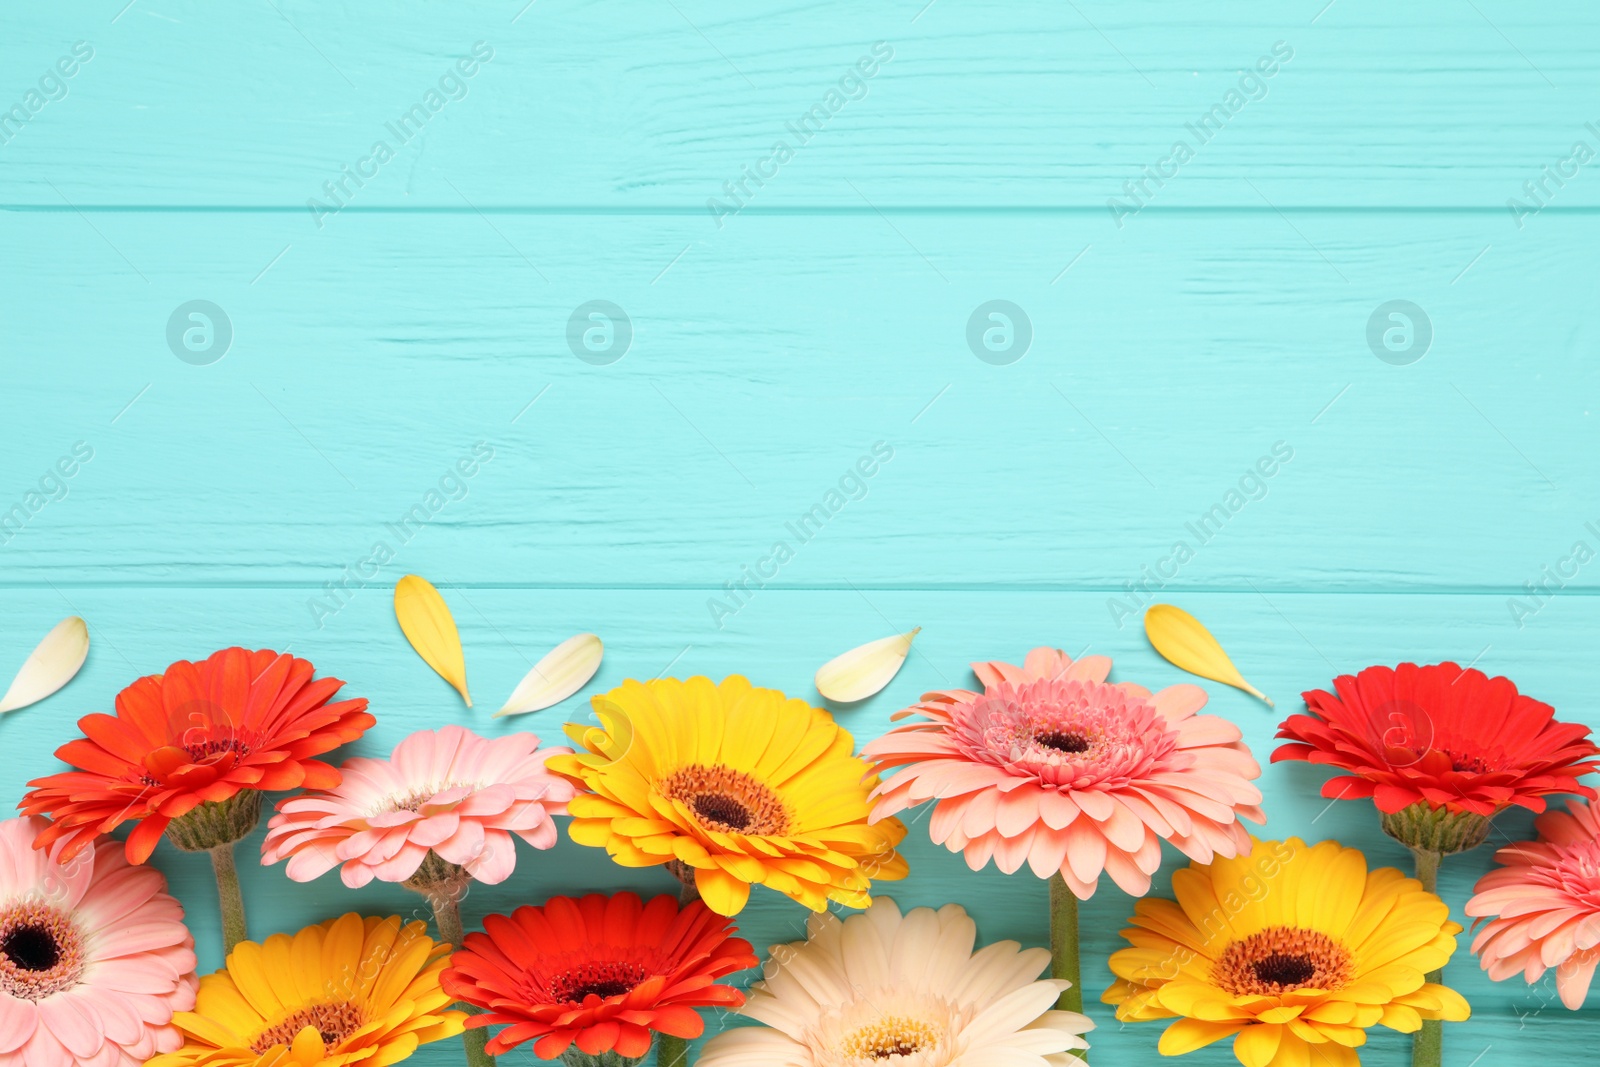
289;1026;326;1061
695;865;752;916
393;575;470;707
1144;604;1271;707
0;616;89;714
495;633;603;717
814;628;919;703
1233;1023;1282;1067
1158;1017;1244;1055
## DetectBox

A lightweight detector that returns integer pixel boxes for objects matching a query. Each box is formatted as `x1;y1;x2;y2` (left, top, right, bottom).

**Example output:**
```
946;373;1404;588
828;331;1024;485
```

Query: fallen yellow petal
1144;604;1271;707
394;575;471;707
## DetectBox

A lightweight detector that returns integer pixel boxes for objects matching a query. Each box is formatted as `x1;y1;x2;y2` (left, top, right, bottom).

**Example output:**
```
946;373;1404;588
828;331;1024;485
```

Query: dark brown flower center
2;924;59;971
1216;926;1351;995
692;794;753;831
549;961;648;1004
252;1002;365;1053
0;904;85;1000
1035;730;1090;753
1252;953;1315;987
661;764;790;836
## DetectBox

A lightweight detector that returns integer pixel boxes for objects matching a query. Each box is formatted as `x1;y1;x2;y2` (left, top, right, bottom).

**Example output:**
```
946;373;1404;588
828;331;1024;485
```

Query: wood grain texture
3;1;1599;208
2;210;1593;594
2;1;1597;1063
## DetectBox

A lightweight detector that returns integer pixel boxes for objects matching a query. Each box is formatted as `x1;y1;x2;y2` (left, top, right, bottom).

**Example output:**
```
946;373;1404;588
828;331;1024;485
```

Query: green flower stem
559;1051;646;1067
208;843;249;954
1049;873;1087;1060
655;1036;691;1067
655;863;702;1067
164;791;263;957
428;887;496;1067
1410;848;1443;1067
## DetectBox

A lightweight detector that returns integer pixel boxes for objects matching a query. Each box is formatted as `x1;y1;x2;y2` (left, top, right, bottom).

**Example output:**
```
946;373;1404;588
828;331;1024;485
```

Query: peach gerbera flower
862;646;1264;898
1466;799;1600;1008
261;724;575;888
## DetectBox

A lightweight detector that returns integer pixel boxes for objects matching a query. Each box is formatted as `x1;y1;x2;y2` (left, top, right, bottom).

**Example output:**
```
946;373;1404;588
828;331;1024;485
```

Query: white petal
960;981;1067;1046
0;617;89;714
494;633;603;716
699;1027;813;1067
815;628;919;703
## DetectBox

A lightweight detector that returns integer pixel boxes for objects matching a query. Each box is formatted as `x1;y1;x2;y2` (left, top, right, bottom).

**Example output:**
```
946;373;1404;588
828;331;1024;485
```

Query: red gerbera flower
1274;662;1600;818
442;891;756;1062
20;647;374;863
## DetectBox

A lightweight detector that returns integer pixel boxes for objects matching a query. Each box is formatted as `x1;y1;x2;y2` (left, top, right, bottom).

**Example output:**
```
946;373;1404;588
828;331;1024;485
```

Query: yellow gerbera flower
1103;837;1470;1067
549;675;909;916
148;913;466;1067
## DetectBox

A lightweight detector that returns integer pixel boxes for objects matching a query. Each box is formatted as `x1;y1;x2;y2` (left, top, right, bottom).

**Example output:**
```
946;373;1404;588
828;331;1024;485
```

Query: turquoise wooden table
4;1;1598;1063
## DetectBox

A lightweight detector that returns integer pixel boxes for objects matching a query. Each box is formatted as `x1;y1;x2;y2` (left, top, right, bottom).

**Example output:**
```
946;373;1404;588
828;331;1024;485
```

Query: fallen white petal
815;628;920;703
495;633;604;716
0;617;90;714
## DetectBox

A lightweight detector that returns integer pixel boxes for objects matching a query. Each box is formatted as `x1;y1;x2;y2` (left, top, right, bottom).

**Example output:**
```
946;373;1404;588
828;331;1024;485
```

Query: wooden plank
2;0;1598;208
0;586;1586;1063
1;209;1591;590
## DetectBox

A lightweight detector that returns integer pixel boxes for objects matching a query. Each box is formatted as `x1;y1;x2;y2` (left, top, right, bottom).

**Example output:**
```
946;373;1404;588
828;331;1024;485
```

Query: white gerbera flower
699;898;1092;1067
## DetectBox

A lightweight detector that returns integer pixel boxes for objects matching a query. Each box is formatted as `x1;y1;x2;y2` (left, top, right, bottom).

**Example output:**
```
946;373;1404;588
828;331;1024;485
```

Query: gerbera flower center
955;678;1177;788
840;1016;940;1061
693;794;753;831
548;960;649;1003
252;1002;366;1053
141;733;254;787
3;924;59;971
1035;730;1090;753
184;737;252;763
1216;926;1352;995
661;764;790;836
0;903;86;1000
1440;748;1491;774
381;785;471;814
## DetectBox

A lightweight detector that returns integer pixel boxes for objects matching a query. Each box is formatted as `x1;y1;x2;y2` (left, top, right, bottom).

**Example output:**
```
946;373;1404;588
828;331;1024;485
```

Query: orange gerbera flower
21;647;374;863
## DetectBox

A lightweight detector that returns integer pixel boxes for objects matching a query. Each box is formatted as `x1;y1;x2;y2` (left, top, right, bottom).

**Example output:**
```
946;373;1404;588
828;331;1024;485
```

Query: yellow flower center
252;1002;366;1053
841;1015;939;1060
1215;926;1352;995
0;903;85;1000
661;764;790;835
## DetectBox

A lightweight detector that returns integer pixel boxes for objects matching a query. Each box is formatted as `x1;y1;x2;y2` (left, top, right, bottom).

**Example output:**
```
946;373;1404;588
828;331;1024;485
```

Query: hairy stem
1050;873;1087;1059
656;863;702;1067
1410;848;1443;1067
428;888;496;1067
208;843;248;953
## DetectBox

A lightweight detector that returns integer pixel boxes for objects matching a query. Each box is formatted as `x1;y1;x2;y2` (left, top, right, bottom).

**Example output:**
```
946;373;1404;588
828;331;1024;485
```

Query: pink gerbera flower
1466;799;1600;1009
862;647;1265;898
0;815;197;1067
261;724;575;888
